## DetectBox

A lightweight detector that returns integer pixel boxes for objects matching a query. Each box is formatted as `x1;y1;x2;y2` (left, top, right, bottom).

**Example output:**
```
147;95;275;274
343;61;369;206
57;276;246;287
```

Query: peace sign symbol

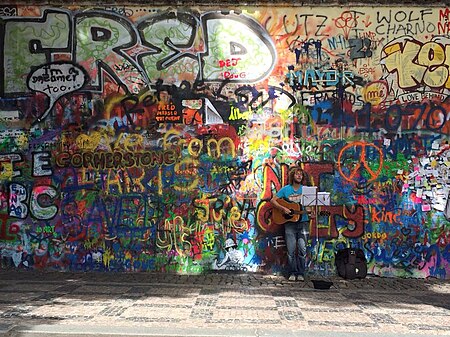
337;141;383;185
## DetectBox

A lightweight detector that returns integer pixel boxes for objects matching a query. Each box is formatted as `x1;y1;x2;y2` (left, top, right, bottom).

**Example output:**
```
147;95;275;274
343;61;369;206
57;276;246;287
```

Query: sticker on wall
362;81;388;106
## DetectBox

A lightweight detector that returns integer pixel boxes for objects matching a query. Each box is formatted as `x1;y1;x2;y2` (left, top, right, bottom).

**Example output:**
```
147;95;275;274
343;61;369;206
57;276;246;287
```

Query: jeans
285;221;309;276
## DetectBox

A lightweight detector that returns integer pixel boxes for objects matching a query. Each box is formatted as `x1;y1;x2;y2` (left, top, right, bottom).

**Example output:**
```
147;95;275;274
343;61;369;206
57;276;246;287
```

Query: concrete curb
2;324;442;337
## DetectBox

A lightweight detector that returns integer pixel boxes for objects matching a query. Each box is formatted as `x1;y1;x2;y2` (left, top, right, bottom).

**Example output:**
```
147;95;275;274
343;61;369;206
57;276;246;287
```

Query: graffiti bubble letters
382;37;450;91
3;10;276;96
348;38;373;59
9;183;58;220
27;62;87;124
55;150;178;170
286;67;354;90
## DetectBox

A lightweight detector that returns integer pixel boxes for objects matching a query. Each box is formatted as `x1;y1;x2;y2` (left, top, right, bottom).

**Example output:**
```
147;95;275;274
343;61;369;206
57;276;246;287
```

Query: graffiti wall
0;3;449;279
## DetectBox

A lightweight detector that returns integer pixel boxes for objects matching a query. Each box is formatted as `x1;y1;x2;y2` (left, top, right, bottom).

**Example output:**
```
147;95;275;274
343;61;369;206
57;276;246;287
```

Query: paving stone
0;270;447;336
190;308;214;319
194;297;218;306
368;313;399;324
275;299;298;307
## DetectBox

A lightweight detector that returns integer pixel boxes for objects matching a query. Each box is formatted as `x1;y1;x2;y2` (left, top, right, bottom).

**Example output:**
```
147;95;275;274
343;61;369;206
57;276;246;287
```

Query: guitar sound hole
284;210;294;219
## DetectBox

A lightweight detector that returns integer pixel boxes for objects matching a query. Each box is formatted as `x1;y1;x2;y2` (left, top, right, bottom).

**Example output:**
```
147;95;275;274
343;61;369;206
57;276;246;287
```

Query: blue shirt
276;185;309;222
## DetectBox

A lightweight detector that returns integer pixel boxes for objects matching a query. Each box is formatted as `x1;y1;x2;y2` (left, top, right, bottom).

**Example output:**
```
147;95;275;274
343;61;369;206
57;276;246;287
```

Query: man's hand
282;207;292;215
305;207;316;218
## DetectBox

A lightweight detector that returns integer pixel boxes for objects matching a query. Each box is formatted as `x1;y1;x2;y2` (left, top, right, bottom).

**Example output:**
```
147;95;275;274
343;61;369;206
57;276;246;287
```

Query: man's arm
270;196;291;215
271;195;313;216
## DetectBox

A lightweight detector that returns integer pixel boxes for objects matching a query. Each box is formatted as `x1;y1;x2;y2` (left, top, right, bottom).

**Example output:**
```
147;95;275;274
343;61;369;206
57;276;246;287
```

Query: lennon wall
0;3;449;279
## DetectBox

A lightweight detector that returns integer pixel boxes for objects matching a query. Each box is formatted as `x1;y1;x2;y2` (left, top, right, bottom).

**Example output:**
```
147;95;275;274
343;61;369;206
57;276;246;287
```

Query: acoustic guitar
272;199;307;225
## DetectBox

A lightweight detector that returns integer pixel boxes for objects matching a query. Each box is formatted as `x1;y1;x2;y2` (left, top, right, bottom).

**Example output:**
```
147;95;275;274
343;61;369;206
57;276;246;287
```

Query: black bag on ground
335;248;367;280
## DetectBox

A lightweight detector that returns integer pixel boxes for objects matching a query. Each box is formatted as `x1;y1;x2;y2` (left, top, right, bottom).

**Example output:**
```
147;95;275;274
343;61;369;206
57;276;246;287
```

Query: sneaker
288;274;296;281
297;275;305;281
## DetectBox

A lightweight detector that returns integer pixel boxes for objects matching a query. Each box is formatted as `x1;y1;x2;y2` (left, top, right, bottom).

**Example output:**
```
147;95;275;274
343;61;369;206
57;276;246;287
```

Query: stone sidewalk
0;270;449;337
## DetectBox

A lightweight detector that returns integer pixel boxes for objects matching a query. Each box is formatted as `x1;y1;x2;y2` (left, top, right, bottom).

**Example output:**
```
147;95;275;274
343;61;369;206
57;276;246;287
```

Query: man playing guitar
271;166;314;281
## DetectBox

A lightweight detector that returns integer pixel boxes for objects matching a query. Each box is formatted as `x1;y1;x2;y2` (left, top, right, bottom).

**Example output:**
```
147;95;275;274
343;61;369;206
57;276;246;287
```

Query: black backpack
335;248;367;280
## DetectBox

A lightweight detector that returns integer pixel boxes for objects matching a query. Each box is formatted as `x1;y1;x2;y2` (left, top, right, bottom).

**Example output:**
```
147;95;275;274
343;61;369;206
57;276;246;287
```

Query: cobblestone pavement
0;270;449;337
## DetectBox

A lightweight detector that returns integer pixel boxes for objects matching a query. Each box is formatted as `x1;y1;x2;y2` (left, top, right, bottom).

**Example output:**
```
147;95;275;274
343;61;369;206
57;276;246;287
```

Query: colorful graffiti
0;4;449;279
